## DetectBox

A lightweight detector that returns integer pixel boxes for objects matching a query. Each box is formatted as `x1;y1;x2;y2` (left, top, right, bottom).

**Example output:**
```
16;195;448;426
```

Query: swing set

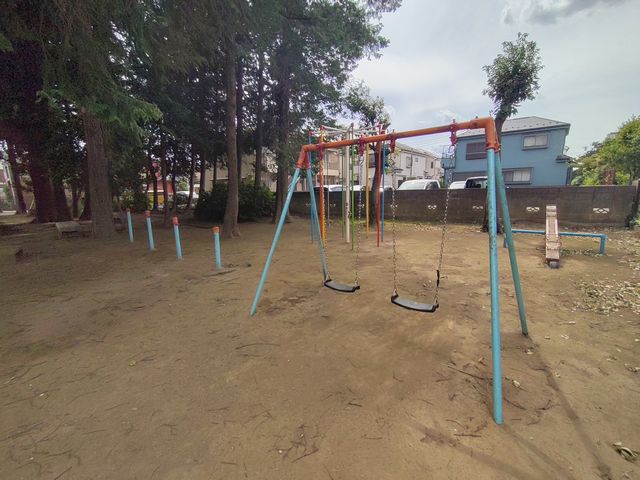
249;117;529;425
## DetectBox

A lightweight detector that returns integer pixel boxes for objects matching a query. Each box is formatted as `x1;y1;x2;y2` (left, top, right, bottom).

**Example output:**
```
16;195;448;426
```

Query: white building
359;142;441;189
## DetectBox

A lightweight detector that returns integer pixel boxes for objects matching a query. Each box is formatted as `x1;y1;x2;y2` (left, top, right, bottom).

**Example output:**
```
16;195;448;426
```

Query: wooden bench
55;221;92;239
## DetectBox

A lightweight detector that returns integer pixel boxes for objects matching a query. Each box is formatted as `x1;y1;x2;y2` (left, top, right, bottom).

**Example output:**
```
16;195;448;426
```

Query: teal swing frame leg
250;164;328;316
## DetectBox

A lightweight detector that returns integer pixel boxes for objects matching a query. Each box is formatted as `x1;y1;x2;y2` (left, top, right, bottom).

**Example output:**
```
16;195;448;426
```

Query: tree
222;41;241;238
601;117;640;184
573;117;640;186
483;33;543;137
344;80;390;219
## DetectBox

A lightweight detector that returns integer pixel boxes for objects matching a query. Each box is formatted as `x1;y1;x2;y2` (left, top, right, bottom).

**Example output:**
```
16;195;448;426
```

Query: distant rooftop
395;142;437;157
458;116;570;138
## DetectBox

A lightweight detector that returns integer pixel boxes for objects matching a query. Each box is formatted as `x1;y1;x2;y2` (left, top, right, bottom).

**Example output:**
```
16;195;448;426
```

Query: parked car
463;176;487;189
448;180;466;190
448;176;488;189
397;179;440;191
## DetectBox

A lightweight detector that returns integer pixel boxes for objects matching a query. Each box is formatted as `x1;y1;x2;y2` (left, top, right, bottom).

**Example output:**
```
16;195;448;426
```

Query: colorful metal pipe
505;229;607;254
126;208;134;243
296;117;500;168
212;226;222;269
381;141;386;242
487;148;503;425
172;216;183;260
495;154;528;336
145;210;155;251
306;166;329;278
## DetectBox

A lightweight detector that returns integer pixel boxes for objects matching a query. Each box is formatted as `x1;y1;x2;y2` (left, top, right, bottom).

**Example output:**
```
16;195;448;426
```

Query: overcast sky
352;0;640;157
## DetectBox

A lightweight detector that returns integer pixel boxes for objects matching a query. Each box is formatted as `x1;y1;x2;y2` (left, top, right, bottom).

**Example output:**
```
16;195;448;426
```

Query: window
406;156;413;168
523;134;548;149
502;168;532;184
465;142;486;160
430;161;434;169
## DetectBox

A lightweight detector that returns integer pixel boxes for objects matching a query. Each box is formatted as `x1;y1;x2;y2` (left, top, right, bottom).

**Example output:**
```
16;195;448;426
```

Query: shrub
120;190;149;212
194;182;274;222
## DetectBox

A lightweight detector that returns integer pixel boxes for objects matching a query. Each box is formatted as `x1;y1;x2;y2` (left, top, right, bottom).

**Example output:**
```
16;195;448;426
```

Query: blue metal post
145;210;155;251
381;142;386;242
487;148;503;425
306;167;329;278
250;168;302;316
495;153;528;336
213;227;222;269
126;208;134;243
172;216;183;260
599;235;606;255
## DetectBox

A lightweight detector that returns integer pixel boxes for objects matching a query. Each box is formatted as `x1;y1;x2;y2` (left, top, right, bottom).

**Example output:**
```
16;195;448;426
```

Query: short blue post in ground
250;168;302;316
172;216;183;260
126;208;134;243
213;226;222;269
145;210;155;251
486;147;503;425
495;153;528;336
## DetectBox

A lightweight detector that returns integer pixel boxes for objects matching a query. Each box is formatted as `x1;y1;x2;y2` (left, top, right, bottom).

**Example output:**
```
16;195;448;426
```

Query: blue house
448;116;572;187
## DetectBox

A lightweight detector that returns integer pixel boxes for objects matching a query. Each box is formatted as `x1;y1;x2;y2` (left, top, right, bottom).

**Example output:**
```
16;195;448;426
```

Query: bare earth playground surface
1;216;639;479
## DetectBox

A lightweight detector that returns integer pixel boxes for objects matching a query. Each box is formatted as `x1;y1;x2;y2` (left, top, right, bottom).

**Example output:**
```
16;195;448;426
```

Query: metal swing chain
390;146;399;296
433;141;456;305
318;145;331;281
354;146;365;286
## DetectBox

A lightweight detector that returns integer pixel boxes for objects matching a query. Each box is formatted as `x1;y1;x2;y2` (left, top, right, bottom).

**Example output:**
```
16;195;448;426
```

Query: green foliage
483;33;543;125
573;117;640;185
120;190;149;213
344;80;390;128
194;183;274;222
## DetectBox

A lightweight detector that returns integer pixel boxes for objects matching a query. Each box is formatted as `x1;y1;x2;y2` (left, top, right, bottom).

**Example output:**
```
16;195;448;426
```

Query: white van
397;179;440;191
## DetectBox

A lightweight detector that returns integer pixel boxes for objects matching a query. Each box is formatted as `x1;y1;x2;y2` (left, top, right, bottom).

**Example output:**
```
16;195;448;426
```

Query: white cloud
350;0;640;157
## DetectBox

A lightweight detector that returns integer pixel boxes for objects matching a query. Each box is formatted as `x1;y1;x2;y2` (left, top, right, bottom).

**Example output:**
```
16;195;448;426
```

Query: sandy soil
0;214;638;479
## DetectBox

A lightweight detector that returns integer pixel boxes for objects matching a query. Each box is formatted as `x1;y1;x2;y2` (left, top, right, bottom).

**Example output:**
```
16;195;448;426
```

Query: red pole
376;141;382;247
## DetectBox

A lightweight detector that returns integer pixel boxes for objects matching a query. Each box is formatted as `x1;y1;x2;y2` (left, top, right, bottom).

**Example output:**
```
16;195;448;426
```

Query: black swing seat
391;294;438;313
324;278;360;293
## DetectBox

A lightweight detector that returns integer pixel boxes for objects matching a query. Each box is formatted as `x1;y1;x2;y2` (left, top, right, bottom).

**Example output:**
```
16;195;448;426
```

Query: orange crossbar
296;117;499;168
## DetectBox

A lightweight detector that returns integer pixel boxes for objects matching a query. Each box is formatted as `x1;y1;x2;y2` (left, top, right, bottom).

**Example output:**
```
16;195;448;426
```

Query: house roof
396;142;438;158
458;116;570;138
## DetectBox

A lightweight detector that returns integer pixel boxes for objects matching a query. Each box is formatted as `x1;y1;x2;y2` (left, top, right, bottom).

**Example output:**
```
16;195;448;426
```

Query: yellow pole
365;142;370;233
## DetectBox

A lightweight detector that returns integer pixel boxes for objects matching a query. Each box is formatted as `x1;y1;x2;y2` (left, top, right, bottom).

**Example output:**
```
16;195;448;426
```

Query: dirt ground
0;213;639;479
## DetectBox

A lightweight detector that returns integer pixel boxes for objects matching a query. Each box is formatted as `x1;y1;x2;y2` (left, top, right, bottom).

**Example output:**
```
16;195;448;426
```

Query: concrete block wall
289;186;638;227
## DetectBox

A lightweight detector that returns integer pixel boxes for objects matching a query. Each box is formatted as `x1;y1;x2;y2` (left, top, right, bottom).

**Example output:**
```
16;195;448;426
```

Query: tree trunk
236;56;244;183
212;156;218;191
53;180;71;221
25;144;57;223
272;42;293;224
7;142;27;213
186;150;196;212
71;180;80;218
160;139;170;226
82;110;114;237
482;114;505;233
255;56;265;189
222;45;240;238
199;149;207;193
149;153;159;211
170;157;178;218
